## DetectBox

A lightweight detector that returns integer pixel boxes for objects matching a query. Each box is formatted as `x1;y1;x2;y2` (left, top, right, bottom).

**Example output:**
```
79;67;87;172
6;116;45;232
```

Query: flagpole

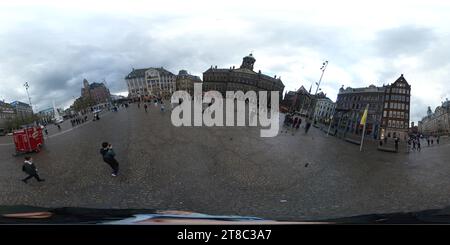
360;104;369;152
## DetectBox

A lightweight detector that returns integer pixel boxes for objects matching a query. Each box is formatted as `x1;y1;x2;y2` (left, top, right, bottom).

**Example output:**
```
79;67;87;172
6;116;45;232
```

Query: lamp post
24;82;33;112
312;61;328;124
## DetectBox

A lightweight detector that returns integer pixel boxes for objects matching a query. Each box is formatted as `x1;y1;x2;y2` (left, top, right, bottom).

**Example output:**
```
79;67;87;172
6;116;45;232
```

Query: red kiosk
13;126;44;155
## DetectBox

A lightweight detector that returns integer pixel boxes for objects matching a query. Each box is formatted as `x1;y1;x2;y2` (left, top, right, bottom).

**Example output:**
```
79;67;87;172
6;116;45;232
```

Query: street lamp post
307;61;328;123
24;82;33;112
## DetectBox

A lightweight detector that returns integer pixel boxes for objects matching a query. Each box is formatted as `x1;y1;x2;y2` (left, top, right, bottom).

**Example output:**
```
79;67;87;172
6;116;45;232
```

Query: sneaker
111;173;117;177
22;179;28;184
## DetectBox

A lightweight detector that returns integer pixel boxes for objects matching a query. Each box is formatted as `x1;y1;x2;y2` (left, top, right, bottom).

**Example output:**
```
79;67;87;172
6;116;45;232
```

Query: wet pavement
1;103;450;221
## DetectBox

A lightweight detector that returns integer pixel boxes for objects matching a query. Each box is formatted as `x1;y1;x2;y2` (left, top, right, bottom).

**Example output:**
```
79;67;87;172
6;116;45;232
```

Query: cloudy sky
1;0;449;123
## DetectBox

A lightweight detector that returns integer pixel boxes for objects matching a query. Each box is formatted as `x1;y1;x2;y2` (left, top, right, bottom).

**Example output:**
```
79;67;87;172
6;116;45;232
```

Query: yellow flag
360;104;369;125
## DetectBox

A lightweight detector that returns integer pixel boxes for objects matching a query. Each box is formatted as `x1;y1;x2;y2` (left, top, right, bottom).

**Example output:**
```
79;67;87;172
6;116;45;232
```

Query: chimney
274;75;276;79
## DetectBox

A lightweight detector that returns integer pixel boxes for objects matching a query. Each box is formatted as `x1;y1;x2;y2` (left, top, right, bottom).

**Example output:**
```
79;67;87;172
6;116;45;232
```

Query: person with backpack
100;142;119;177
21;156;45;183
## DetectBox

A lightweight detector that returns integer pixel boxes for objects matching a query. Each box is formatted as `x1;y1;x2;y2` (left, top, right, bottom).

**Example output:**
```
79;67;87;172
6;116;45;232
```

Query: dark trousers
104;158;119;174
23;173;43;182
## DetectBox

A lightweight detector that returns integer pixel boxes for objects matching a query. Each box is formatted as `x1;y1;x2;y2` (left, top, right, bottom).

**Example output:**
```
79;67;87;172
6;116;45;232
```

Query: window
385;102;388;108
384;111;387;117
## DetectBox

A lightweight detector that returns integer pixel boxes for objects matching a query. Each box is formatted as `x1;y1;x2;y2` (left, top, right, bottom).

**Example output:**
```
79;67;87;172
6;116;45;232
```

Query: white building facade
418;100;450;136
125;67;176;100
313;98;336;123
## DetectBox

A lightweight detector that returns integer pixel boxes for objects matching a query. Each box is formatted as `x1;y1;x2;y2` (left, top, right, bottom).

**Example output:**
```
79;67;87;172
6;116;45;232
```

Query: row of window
388;120;409;129
386;94;409;102
383;110;409;119
340;95;383;102
205;75;279;90
0;113;16;119
384;102;409;110
389;87;409;94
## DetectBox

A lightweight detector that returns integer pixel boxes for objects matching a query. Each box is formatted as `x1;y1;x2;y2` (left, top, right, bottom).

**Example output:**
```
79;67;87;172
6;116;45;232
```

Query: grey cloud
374;25;435;58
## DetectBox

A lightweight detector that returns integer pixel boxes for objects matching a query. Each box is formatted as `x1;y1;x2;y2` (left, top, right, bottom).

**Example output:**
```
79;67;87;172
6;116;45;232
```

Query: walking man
412;138;416;151
427;137;430;146
100;142;119;177
394;137;399;152
21;156;45;183
437;136;440;144
144;103;148;113
417;138;421;152
305;118;312;135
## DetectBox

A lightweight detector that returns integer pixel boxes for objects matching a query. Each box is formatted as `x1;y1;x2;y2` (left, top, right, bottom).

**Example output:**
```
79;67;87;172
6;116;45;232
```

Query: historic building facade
10;101;33;121
175;70;202;96
202;54;285;104
380;74;411;140
0;101;16;128
334;74;411;140
418;100;450;136
81;79;111;105
313;97;336;123
282;86;313;116
334;85;385;139
125;67;176;100
125;68;147;99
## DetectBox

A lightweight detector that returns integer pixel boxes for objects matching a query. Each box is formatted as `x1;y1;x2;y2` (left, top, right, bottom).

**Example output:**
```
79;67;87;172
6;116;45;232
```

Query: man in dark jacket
22;156;45;183
100;142;119;177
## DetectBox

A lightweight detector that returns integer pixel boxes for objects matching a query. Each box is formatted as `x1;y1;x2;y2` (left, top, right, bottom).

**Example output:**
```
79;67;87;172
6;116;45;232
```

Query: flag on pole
359;104;369;151
360;105;368;125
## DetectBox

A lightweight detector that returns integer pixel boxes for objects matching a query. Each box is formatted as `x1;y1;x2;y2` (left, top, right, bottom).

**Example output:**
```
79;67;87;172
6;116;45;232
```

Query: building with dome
202;54;285;103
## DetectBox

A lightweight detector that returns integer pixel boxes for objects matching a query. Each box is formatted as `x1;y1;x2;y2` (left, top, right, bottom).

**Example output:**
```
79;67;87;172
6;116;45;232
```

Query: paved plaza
1;103;450;221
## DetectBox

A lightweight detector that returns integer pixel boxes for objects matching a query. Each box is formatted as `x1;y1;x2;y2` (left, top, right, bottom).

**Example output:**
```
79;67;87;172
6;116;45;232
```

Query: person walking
417;138;421;152
21;156;45;183
100;142;119;177
44;127;48;136
304;118;312;135
292;117;298;129
427;137;430;146
394;137;399;152
412;138;416;152
296;117;302;130
431;137;434;145
160;102;165;112
144;103;148;113
437;136;440;144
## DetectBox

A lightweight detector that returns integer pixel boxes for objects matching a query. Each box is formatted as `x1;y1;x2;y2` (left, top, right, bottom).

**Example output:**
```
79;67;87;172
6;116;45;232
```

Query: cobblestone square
1;103;450;221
